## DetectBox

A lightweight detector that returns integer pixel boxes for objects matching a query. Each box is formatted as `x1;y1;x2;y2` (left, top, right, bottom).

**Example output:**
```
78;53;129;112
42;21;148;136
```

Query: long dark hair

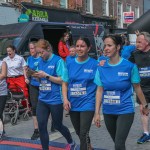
104;34;123;53
75;37;91;48
7;45;16;51
60;32;70;43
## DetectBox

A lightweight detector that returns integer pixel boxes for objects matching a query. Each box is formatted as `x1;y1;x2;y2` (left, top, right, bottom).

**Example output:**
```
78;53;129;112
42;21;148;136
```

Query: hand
94;113;101;128
142;107;149;116
99;60;106;66
25;78;29;84
63;99;71;111
135;30;140;36
32;71;48;78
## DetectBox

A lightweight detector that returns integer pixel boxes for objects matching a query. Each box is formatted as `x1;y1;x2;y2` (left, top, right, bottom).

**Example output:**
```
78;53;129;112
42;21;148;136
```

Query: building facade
0;0;144;29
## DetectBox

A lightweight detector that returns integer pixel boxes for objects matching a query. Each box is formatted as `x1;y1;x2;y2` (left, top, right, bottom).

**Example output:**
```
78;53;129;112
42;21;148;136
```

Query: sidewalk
4;107;150;150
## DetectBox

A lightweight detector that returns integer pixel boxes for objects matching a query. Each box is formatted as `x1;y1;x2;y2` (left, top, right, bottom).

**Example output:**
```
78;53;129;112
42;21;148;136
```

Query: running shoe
31;130;40;140
65;141;78;150
137;133;150;144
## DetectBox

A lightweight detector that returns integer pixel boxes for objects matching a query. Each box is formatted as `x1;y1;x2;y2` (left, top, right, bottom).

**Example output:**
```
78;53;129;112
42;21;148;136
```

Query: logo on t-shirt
48;65;55;69
84;69;93;73
118;72;128;76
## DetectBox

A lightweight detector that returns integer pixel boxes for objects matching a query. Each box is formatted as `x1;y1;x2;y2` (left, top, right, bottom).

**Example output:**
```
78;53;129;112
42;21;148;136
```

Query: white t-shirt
0;60;7;95
3;54;27;77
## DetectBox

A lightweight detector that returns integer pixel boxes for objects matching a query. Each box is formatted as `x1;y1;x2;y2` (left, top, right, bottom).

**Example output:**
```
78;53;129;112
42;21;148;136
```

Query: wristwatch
45;76;50;80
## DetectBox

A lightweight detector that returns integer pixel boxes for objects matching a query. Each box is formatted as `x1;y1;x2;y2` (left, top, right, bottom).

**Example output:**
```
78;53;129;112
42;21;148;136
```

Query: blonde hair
36;39;53;52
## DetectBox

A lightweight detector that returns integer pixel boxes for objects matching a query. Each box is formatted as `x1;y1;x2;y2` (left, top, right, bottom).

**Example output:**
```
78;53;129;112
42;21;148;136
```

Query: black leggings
0;95;7;121
104;113;134;150
70;111;94;150
29;84;39;116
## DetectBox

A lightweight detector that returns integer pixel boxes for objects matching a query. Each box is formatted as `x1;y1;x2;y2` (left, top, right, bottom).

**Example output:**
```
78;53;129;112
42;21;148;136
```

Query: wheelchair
3;86;31;125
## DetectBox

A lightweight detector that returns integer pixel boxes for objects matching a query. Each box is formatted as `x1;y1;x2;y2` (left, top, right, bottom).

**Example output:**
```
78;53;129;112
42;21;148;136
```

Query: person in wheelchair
3;45;29;100
0;59;7;140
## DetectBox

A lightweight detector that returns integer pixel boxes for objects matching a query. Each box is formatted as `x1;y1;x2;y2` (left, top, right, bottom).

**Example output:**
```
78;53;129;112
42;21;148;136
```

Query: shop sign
18;14;29;23
25;8;48;22
123;11;134;24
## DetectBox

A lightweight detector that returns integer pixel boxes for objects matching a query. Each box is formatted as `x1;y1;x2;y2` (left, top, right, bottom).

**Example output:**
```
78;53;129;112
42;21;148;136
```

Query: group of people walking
0;31;150;150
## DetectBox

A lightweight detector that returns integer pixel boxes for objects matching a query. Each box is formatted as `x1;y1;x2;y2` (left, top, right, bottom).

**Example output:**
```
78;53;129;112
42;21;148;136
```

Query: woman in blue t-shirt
32;39;75;150
26;41;41;140
62;37;98;150
94;35;149;150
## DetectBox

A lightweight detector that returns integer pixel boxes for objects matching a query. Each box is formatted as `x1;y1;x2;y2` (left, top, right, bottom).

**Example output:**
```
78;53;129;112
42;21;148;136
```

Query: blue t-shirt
98;55;108;62
94;58;140;115
121;45;136;59
66;55;76;64
27;56;42;86
38;54;65;105
62;57;98;111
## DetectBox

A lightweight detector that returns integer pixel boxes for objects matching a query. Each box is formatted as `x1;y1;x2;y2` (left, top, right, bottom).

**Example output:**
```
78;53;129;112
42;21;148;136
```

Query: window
85;0;93;14
117;1;123;28
0;0;6;2
126;4;131;12
102;0;109;16
60;0;68;8
135;6;139;19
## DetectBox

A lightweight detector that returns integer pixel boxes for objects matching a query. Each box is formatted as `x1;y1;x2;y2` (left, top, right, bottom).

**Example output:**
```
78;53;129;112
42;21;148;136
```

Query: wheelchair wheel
22;113;29;121
11;117;17;125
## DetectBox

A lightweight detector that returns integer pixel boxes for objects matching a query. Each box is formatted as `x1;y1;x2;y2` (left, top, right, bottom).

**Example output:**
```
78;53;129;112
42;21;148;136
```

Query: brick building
0;0;144;30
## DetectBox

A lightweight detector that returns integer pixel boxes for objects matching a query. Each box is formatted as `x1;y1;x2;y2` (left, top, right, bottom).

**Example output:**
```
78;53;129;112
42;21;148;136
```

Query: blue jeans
36;100;73;150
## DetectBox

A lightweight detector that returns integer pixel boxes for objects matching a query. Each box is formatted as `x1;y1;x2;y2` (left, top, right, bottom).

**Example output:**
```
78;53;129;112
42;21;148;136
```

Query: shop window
85;0;93;14
102;0;109;16
135;6;139;19
60;0;68;8
117;1;123;28
0;0;6;2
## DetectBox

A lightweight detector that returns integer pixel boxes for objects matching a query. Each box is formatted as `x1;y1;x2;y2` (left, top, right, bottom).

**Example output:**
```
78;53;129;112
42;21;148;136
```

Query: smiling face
76;39;90;59
7;47;15;59
104;37;120;58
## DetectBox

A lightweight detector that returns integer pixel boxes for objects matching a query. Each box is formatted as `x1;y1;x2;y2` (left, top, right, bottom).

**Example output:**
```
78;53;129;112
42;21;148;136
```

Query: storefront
21;2;82;23
21;2;116;31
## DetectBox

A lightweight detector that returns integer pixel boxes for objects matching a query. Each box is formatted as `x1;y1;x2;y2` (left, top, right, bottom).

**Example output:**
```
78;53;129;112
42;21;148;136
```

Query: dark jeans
104;113;134;150
36;100;73;150
70;111;94;150
0;95;7;121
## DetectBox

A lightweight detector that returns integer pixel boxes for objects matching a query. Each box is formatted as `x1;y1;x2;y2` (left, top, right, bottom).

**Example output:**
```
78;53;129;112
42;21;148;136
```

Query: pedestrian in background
26;41;41;140
32;39;76;150
129;32;150;144
0;60;7;140
62;37;98;150
66;45;76;64
121;34;136;60
94;34;149;150
58;32;70;61
3;45;29;99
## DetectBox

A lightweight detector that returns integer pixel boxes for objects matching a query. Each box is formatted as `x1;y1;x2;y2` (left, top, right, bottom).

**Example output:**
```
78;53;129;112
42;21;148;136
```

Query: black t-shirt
129;50;150;95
